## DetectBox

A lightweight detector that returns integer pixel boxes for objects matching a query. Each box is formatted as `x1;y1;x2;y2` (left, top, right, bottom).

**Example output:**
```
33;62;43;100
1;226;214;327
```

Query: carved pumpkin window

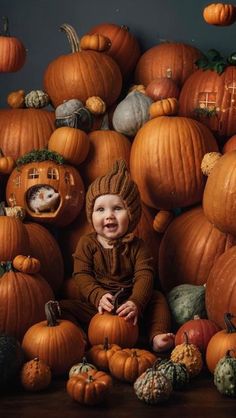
47;167;59;180
198;92;217;111
28;168;39;179
225;82;236;107
64;171;75;185
13;175;21;187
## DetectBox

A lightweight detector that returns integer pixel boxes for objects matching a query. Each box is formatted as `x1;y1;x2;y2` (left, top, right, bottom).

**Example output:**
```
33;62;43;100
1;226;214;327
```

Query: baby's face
92;194;129;242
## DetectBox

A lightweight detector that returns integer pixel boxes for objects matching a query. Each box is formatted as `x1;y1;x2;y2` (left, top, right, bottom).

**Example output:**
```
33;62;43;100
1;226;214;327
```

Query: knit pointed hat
86;160;141;234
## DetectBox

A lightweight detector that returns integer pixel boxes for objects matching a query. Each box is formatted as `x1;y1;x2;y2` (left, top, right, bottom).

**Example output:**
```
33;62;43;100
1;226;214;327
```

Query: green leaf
196;57;209;69
214;62;226;74
227;52;236;65
207;49;222;62
16;149;65;168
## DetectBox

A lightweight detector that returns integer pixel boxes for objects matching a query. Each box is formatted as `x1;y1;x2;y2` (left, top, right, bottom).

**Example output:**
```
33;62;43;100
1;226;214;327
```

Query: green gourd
25;90;50;108
0;333;24;387
167;284;206;327
153;358;190;389
214;350;236;397
112;91;153;137
134;368;172;404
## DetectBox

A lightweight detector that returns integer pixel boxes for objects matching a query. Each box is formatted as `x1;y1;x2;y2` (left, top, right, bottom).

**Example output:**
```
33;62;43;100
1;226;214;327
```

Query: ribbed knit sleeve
73;235;108;308
128;240;154;315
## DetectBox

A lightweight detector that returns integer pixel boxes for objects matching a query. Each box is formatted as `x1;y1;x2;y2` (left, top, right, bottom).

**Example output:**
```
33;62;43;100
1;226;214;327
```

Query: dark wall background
0;0;236;108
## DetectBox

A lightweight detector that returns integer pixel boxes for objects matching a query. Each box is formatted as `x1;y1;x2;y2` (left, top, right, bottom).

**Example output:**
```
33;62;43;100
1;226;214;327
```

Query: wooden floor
1;370;236;418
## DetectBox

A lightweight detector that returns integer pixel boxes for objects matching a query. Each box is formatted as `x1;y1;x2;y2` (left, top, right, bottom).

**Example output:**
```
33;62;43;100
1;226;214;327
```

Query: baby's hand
98;293;114;314
152;333;175;353
116;300;138;325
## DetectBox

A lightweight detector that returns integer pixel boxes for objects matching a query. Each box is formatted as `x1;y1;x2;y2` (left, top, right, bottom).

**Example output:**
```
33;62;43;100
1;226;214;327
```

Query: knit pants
59;290;171;346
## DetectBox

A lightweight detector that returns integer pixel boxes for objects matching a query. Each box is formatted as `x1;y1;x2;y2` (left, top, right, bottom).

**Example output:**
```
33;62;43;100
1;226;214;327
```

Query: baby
60;160;174;352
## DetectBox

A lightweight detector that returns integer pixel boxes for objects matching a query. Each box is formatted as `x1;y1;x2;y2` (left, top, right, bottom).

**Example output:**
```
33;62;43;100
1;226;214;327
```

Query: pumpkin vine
196;49;236;74
16;149;65;168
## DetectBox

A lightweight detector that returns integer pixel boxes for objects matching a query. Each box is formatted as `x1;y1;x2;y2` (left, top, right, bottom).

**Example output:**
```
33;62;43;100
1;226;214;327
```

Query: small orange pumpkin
170;332;203;377
66;370;112;405
0;150;15;174
13;254;41;274
48;126;90;166
80;33;111;52
7;89;25;108
109;348;157;382
149;98;178;118
87;337;121;371
203;3;236;26
206;313;236;373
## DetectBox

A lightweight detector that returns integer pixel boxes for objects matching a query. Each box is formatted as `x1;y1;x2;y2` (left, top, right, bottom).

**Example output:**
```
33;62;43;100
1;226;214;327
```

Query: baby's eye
114;206;122;211
95;207;104;212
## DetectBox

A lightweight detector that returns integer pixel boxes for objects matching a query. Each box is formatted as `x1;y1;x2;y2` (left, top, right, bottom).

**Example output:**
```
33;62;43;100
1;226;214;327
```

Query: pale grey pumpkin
112;91;152;136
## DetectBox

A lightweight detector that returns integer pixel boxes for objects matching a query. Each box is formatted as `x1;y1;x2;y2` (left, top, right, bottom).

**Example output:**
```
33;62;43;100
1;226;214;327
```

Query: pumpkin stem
183;331;189;344
0;148;4;158
2;16;10;36
113;287;124;311
224;313;236;333
45;300;61;327
60;23;81;53
103;336;109;351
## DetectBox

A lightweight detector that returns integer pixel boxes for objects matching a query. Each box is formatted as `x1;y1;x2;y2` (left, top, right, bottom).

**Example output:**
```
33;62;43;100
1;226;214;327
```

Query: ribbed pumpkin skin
179;67;236;137
223;134;236;153
43;50;122;108
0;271;54;341
109;349;157;382
48;127;89;166
206;329;236;374
0;109;55;160
24;222;64;294
135;42;202;87
22;319;85;376
206;247;236;329
0;217;30;262
88;312;139;348
130;116;218;210
0;36;26;72
88;23;141;78
159;206;236;293
203;151;236;235
80;129;131;188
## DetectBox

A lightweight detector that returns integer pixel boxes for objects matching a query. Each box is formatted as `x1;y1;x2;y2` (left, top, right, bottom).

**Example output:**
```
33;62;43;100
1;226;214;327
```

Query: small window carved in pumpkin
26;185;60;214
64;171;75;186
225;82;236;108
13;175;21;188
198;92;217;111
47;167;59;180
28;168;39;179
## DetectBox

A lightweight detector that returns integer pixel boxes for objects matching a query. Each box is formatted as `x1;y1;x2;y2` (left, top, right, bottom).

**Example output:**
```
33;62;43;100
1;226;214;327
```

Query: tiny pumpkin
12;255;41;274
149;97;178;119
203;3;236;26
214;350;236;396
66;370;112;405
153;358;189;390
7;89;25;108
25;90;50;109
80;34;111;52
86;337;121;371
85;96;106;115
69;357;97;378
20;357;52;392
0;149;15;174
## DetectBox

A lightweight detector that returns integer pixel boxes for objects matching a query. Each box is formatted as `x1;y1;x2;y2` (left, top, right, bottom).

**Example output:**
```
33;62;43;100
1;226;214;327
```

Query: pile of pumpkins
1;2;236;405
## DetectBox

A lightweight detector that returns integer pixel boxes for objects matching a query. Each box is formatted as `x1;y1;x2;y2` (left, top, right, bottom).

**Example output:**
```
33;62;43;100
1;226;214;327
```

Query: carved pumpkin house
5;150;85;227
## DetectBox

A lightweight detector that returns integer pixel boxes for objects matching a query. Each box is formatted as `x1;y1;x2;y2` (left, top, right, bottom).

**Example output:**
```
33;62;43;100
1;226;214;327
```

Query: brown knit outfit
60;160;171;345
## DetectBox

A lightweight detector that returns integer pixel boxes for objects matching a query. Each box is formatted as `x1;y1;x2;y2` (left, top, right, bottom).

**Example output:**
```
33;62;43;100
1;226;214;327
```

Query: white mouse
27;186;60;213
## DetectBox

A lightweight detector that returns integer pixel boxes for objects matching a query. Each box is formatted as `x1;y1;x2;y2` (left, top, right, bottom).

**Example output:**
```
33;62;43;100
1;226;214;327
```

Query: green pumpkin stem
60;23;81;53
2;16;10;37
224;313;236;333
45;300;61;327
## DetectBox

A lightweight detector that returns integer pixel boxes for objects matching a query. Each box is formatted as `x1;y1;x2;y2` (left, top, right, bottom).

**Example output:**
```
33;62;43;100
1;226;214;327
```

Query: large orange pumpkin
159;206;236;293
206;246;236;329
203;151;236;235
43;24;122;108
0;264;54;341
135;42;202;87
179;66;236;138
0;17;26;72
88;22;141;78
130;116;218;210
22;300;86;376
0;109;55;160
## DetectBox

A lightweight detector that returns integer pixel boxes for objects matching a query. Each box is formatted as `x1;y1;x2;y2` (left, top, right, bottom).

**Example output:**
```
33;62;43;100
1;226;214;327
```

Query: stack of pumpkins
1;11;236;398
